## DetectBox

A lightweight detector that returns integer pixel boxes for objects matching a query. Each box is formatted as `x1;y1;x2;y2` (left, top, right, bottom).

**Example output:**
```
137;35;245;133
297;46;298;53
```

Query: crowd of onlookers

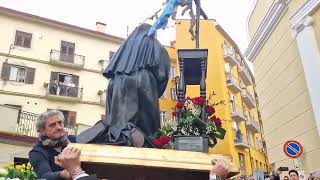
49;79;77;97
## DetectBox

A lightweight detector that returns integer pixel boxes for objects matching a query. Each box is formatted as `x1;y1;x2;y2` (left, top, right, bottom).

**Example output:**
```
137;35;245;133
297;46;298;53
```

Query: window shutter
50;72;59;82
15;35;22;46
1;62;11;81
25;67;35;84
72;75;79;87
23;37;31;48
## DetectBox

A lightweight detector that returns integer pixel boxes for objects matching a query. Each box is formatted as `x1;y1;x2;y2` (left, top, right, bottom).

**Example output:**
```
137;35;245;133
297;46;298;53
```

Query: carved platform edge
69;143;239;173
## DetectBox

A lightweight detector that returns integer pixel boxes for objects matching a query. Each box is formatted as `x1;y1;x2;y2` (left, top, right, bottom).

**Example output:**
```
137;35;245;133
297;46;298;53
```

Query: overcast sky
0;0;254;52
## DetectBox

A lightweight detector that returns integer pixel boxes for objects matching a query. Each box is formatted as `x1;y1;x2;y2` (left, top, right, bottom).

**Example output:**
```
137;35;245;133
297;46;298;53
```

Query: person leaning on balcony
49;79;59;95
55;146;230;180
29;110;76;180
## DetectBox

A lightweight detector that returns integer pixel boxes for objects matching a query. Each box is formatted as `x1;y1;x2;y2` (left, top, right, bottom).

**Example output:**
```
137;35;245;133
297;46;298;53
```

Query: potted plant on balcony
152;95;226;152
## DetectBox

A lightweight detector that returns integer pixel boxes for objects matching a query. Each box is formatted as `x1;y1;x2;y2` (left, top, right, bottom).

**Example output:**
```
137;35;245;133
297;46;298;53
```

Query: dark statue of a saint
77;23;170;147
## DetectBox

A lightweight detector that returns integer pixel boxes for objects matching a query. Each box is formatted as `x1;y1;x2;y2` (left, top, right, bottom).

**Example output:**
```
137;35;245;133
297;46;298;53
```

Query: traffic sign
283;140;303;158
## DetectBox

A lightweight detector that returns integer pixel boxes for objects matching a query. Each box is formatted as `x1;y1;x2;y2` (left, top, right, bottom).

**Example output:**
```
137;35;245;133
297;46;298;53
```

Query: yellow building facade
0;6;122;164
173;19;268;176
246;0;320;175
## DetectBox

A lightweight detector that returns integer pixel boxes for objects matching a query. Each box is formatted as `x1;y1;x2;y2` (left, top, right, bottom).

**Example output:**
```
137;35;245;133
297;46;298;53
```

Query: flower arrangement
153;94;226;149
0;162;37;180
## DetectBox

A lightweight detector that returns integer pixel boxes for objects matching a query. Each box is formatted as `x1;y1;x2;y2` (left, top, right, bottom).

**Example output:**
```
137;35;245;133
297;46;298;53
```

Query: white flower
0;168;8;176
0;177;6;180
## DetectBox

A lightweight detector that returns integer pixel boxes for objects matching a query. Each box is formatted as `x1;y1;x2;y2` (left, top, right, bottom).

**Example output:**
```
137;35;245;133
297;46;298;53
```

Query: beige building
246;0;320;174
0;6;122;164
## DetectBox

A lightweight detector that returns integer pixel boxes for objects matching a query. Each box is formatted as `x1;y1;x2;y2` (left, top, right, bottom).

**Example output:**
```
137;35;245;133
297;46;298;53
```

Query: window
160;111;167;126
230;94;236;113
247;131;251;146
238;153;246;175
170;88;177;101
60;41;75;63
1;62;35;84
169;66;176;80
9;66;26;83
255;160;259;169
14;31;32;48
50;72;80;97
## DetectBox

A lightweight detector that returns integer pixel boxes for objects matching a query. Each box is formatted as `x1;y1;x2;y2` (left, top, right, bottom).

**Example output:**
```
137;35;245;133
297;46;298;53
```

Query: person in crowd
55;146;230;180
29;110;76;180
289;170;300;180
67;80;76;97
309;172;320;180
49;79;58;95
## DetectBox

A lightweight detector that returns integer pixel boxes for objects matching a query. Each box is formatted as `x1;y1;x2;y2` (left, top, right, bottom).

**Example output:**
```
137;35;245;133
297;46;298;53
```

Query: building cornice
290;0;320;35
244;0;291;62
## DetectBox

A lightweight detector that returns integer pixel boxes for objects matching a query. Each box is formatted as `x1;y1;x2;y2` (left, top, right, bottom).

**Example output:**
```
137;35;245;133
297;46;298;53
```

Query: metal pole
195;0;200;49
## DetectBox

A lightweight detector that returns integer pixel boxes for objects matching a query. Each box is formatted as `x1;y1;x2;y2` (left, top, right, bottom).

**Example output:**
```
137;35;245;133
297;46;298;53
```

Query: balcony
226;74;242;93
242;89;256;109
50;50;85;69
246;115;260;133
239;65;252;86
231;105;247;122
45;83;83;102
17;110;78;137
223;46;240;66
234;131;250;149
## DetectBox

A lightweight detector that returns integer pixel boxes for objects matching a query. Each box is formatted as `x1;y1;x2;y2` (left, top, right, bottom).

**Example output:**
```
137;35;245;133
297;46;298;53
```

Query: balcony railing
16;110;78;137
242;89;256;109
239;65;252;86
50;50;85;69
46;83;83;102
226;74;242;93
223;46;240;66
234;131;250;149
231;105;247;122
246;115;260;133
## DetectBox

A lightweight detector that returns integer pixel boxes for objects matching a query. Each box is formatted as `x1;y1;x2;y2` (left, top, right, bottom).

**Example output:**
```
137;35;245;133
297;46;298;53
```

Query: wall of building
0;142;32;166
248;0;320;173
175;19;268;176
0;11;122;127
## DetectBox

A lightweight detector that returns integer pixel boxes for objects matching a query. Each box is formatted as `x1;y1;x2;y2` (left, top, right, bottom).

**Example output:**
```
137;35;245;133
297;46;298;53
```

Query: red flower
176;101;184;109
206;106;215;116
172;111;177;117
152;139;163;148
159;136;171;144
213;117;222;127
191;97;206;106
152;136;171;148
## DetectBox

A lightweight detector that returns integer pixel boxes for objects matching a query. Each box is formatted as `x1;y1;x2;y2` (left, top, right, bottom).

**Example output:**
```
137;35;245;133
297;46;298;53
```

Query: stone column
292;16;320;136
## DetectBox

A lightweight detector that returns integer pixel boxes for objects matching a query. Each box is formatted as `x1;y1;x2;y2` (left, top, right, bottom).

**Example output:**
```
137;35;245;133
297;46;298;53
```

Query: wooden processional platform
70;143;239;180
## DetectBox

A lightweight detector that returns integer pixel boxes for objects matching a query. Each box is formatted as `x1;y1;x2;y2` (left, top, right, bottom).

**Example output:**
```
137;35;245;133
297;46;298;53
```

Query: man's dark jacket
29;135;76;180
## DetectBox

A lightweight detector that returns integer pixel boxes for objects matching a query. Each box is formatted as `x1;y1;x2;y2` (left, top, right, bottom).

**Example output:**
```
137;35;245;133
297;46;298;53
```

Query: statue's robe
77;23;169;147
